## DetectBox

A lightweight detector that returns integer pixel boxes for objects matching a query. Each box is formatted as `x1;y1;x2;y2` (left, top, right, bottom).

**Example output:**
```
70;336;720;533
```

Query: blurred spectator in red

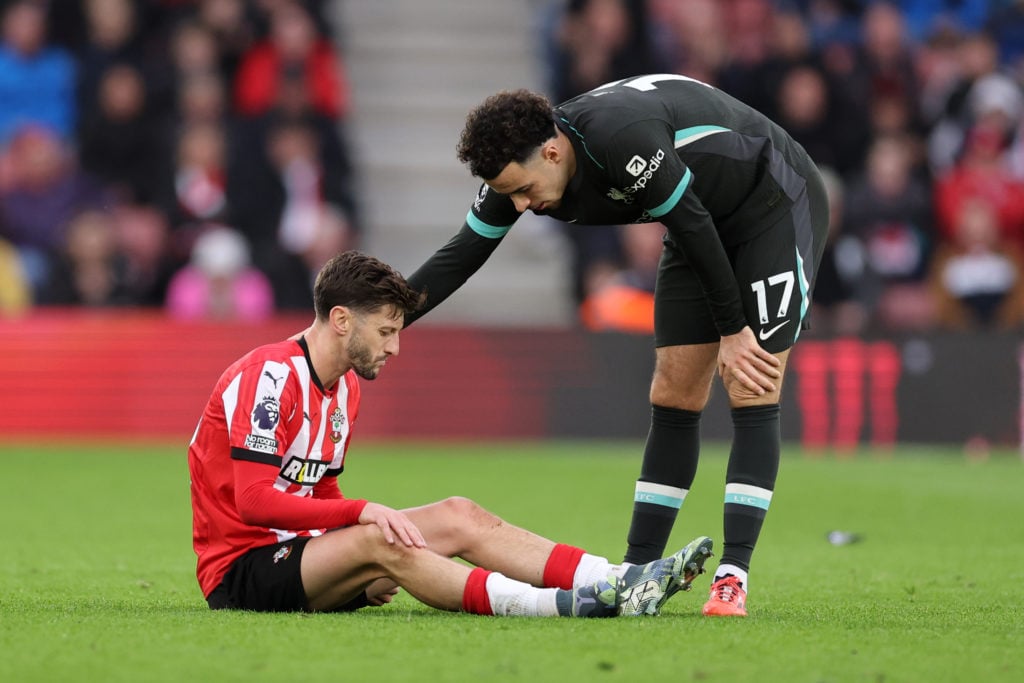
844;134;935;330
77;62;170;204
171;121;230;225
233;0;348;120
930;198;1024;329
579;222;664;334
934;116;1024;249
36;209;132;306
0;125;111;294
165;223;274;320
228;1;359;248
0;0;76;144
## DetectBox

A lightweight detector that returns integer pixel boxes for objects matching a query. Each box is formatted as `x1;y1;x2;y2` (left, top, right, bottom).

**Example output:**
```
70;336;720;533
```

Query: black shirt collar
296;336;328;394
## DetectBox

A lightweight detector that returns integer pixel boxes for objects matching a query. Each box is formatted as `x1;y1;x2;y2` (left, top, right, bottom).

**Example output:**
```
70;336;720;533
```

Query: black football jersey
407;74;821;332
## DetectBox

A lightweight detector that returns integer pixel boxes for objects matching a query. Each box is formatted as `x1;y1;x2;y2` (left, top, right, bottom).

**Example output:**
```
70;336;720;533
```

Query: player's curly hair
457;89;557;180
314;251;425;320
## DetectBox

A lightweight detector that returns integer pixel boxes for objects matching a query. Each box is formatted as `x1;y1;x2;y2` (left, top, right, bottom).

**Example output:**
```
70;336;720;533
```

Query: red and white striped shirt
188;337;368;597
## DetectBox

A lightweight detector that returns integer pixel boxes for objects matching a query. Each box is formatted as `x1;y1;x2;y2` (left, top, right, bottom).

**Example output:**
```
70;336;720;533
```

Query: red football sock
542;543;586;589
461;567;494;615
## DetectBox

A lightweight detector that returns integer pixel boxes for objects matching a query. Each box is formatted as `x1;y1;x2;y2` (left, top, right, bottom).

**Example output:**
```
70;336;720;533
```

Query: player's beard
347;331;384;380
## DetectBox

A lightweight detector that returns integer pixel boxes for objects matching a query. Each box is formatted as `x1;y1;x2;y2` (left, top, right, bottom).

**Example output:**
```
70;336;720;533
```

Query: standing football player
188;249;713;616
403;74;830;617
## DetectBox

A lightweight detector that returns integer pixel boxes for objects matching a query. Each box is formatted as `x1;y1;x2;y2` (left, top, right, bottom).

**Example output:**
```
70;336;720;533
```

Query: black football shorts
206;537;313;612
654;170;829;354
207;536;371;612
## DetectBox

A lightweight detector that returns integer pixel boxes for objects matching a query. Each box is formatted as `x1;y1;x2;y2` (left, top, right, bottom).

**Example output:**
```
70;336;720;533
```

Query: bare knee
357;523;422;571
720;373;771;407
721;349;790;408
650;366;713;411
427;496;501;552
648;344;718;410
439;496;501;530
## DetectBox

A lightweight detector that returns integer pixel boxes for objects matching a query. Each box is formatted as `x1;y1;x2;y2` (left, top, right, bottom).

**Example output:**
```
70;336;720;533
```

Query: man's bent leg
302;523;476;612
625;343;717;564
302;503;619;616
403;497;624;590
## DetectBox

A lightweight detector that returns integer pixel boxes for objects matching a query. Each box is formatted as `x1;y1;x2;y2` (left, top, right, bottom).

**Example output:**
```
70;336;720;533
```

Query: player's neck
557;129;577;178
303;323;344;391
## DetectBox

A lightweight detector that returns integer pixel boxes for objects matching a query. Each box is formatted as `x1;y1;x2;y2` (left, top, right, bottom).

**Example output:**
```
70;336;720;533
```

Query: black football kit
406;73;828;354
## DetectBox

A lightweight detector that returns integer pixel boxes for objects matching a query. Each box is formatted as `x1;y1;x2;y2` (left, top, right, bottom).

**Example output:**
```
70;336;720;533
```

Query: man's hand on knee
359;502;428;548
718;327;781;396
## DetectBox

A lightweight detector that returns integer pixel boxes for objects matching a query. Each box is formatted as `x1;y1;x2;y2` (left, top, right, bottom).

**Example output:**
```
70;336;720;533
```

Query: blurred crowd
548;0;1024;336
0;0;358;320
2;0;1024;336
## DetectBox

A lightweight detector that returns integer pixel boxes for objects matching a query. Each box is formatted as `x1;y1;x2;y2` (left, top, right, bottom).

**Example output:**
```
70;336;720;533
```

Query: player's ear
542;139;560;163
329;306;351;336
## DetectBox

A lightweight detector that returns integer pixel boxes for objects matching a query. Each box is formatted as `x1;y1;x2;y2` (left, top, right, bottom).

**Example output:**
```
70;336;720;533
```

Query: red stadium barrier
1;310;1019;446
0;309;564;442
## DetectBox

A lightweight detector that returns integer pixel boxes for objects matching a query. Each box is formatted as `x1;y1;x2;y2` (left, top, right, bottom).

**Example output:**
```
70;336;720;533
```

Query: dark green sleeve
404;223;505;327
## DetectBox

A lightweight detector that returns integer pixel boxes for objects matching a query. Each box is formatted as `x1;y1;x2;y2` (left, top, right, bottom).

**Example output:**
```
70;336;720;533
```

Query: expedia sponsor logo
607;149;666;205
244;433;278;454
626;155;647;176
627;149;665;192
280;456;330;485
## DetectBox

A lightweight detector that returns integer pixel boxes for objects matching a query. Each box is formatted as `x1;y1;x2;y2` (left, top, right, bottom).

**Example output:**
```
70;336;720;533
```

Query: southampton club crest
329;407;345;444
272;545;292;564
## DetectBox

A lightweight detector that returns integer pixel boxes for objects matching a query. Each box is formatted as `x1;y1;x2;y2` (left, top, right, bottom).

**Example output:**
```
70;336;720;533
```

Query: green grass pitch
1;440;1021;682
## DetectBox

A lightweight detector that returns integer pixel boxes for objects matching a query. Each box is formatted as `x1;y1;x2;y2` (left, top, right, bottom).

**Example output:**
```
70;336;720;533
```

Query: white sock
486;572;559;616
572;553;628;587
714;564;748;590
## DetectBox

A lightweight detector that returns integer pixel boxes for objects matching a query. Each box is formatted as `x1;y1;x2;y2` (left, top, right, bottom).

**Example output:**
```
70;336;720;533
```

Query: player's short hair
313;251;424;320
457;89;557;180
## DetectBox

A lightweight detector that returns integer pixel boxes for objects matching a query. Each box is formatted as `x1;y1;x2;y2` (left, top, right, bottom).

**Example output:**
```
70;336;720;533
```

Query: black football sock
624;405;701;564
720;404;781;574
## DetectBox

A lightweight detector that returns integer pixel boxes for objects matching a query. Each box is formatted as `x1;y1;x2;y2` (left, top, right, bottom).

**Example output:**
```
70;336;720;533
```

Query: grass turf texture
1;441;1021;683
